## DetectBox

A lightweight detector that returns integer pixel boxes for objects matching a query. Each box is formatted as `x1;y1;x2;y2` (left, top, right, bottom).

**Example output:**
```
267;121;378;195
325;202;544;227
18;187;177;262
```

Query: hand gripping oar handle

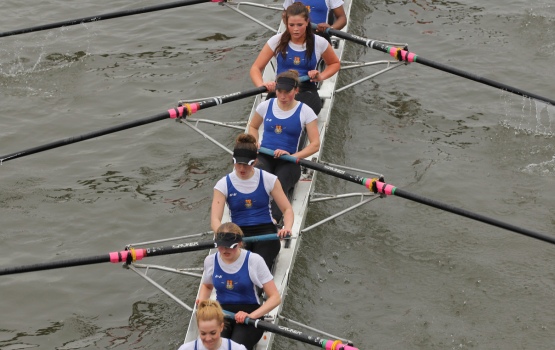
222;310;359;350
259;147;555;247
0;234;280;276
320;26;555;106
0;0;224;38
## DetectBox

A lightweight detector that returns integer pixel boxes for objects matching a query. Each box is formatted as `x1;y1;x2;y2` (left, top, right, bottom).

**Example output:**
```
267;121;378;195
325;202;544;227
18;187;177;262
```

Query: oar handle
222;310;359;350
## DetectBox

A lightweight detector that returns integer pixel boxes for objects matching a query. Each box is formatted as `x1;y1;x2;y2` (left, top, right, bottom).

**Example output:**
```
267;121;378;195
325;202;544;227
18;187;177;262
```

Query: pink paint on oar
388;47;416;62
109;249;146;263
168;103;200;119
323;339;359;350
375;180;395;195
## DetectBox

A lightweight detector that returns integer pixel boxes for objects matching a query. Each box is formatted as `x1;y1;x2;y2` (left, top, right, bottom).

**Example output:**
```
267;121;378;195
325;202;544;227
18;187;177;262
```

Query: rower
282;0;347;45
248;70;320;224
177;300;247;350
211;133;293;271
250;1;340;116
197;223;281;350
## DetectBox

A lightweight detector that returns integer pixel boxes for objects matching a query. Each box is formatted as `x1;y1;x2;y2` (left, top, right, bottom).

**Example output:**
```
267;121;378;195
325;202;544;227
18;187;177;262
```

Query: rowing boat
182;1;358;348
1;1;553;347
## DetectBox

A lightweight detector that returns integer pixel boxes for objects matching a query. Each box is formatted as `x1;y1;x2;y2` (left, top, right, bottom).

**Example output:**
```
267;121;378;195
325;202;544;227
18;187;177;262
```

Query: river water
1;0;555;349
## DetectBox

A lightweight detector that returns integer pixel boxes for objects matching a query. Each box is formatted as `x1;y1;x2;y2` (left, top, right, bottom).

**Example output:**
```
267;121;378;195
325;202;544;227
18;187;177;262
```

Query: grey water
1;0;555;349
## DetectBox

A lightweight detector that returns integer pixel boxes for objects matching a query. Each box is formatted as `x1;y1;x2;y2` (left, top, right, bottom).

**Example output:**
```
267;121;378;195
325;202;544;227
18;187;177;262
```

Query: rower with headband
211;133;294;272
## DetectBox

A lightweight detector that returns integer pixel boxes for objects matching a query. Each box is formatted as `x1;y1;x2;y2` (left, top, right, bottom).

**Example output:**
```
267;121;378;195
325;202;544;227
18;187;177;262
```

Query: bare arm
291;119;320;159
235;279;281;322
249;280;281;319
210;189;226;232
198;283;213;302
318;44;341;81
250;44;277;92
248;112;263;146
270;180;294;237
315;5;347;32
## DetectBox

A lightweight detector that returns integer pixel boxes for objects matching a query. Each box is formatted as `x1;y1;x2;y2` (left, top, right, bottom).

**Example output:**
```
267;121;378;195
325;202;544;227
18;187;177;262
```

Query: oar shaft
0;86;269;164
324;27;555;106
223;311;358;350
378;183;555;246
0;111;170;163
0;0;216;38
260;147;555;246
258;147;367;186
0;234;280;276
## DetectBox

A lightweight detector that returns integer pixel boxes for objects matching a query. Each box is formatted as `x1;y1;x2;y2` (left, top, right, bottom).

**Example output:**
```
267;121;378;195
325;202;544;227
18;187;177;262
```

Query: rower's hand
316;22;331;33
235;311;250;324
262;81;276;93
273;149;290;158
277;227;291;240
308;70;321;82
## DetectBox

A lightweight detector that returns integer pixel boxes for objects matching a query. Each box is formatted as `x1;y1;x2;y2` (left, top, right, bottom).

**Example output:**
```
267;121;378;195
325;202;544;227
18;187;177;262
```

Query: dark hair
234;133;257;153
275;2;315;62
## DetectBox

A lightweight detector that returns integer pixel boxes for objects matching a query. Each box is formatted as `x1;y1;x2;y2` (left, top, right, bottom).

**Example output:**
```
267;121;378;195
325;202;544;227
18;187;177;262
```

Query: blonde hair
197;299;224;325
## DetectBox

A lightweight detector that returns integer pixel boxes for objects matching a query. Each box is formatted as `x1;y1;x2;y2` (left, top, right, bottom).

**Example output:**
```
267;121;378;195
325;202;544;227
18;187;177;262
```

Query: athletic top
267;33;329;77
177;337;247;350
282;0;344;25
257;98;317;154
214;168;277;226
202;249;274;304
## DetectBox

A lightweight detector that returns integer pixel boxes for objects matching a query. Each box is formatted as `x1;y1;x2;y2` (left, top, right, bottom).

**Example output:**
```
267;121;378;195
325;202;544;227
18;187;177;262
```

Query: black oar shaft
325;28;555;106
0;86;267;164
224;311;358;350
0;0;214;38
389;186;555;246
0;234;279;276
0;111;170;163
259;147;555;247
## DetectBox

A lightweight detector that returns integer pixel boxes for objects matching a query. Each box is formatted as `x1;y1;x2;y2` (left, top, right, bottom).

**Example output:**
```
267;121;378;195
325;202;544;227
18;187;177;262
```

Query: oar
258;147;555;246
0;234;278;276
223;311;359;350
0;86;266;164
0;0;221;38
322;27;555;106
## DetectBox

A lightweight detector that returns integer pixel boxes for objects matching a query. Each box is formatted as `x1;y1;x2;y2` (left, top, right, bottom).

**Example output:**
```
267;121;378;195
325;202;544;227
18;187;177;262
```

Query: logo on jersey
275;125;283;134
293;56;301;65
305;5;311;13
214;275;223;279
245;199;253;208
226;280;234;290
229;192;237;197
265;118;272;122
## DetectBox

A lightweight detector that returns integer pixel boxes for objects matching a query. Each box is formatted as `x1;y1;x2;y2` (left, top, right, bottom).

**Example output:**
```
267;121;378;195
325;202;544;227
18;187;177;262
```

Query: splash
499;93;555;137
521;155;555;176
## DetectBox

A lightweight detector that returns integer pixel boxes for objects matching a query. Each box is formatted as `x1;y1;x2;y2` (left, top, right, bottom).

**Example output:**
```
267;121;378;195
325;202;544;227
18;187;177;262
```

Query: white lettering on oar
278;326;303;335
323;165;345;174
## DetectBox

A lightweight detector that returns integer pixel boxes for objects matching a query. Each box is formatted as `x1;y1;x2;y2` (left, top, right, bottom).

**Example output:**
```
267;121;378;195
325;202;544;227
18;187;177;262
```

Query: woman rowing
282;0;347;43
211;133;293;271
250;1;340;116
177;300;247;350
198;223;281;350
248;70;320;223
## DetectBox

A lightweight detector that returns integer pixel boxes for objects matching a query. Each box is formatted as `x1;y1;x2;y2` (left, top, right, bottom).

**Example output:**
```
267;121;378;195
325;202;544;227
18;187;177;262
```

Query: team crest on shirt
293;56;301;65
274;125;283;134
305;5;311;13
245;199;253;208
226;280;234;290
